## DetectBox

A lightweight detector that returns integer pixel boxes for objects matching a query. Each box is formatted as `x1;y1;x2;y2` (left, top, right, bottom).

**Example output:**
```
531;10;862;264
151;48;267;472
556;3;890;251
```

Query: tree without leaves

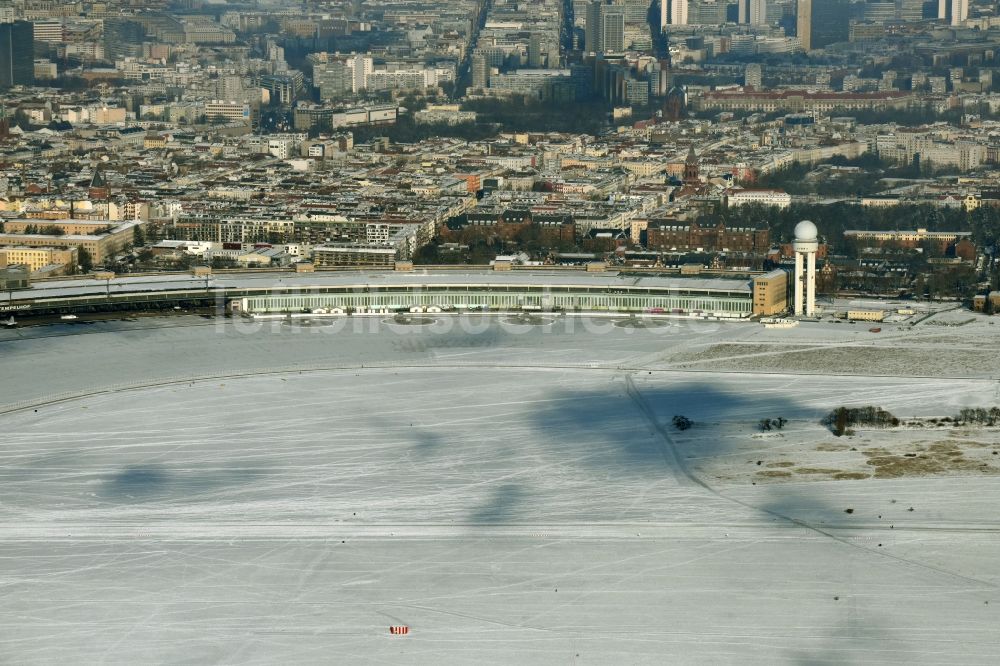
823;406;897;436
957;407;1000;426
834;408;848;437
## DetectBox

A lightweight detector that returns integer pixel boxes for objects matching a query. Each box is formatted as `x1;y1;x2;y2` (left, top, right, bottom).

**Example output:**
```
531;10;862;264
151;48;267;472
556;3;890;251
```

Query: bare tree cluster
956;408;1000;426
822;406;899;436
758;417;787;432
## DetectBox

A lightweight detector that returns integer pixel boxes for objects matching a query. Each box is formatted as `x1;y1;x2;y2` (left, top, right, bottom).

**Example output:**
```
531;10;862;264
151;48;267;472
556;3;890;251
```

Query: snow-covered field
1;315;999;663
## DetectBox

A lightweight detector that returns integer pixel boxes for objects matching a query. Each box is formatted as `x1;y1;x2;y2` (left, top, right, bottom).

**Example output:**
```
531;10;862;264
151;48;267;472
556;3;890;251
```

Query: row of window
245;291;753;314
256;285;749;297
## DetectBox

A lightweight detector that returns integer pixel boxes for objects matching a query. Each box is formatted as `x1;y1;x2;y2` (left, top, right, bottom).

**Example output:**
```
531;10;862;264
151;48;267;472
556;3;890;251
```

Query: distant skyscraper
796;0;812;50
797;0;852;50
586;1;626;53
739;0;766;25
0;20;32;89
954;0;969;26
811;0;853;48
670;0;689;25
586;1;600;51
471;53;489;90
602;4;625;52
351;54;372;92
745;62;762;89
574;0;590;25
939;0;968;25
622;0;650;26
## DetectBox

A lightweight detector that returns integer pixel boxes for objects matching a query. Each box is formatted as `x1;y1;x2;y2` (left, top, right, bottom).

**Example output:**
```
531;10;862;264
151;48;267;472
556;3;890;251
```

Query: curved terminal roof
2;270;754;304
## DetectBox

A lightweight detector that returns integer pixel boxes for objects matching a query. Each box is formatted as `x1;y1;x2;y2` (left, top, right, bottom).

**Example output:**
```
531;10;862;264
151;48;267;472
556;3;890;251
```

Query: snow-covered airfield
2;306;999;664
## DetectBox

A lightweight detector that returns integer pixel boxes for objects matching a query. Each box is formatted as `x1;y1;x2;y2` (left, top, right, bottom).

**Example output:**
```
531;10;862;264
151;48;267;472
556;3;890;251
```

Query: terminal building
2;270;793;319
226;273;777;318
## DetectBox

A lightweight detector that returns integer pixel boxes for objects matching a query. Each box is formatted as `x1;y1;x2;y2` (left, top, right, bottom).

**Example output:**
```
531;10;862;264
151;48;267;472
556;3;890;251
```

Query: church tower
683;146;699;184
89;168;109;200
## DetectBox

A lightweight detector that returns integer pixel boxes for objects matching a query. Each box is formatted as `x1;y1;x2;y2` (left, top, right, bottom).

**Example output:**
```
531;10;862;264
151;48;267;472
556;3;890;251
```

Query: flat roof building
0;246;77;273
313;244;397;269
752;269;790;316
0;220;144;263
0;264;29;291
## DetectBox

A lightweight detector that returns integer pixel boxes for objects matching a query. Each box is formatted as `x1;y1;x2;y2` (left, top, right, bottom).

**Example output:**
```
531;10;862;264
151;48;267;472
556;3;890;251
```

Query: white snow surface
1;315;999;664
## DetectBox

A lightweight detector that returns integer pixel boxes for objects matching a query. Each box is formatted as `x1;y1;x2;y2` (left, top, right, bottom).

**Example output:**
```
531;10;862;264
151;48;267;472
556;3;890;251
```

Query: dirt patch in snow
832;472;870;480
756;470;793;478
794;467;842;475
816;443;851;452
863;440;1000;478
672;343;1000;377
714;433;1000;486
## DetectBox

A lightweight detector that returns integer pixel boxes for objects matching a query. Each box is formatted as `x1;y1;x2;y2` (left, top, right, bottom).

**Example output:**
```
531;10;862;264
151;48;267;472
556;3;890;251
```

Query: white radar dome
794;220;818;241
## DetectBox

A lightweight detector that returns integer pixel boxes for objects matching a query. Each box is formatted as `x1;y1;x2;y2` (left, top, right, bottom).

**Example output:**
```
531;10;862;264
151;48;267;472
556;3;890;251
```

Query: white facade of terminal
4;271;759;319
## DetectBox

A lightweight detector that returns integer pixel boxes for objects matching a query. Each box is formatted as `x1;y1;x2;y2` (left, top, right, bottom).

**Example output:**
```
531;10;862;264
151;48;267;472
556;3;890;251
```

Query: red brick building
439;209;576;245
581;228;629;252
954;238;976;261
646;221;769;253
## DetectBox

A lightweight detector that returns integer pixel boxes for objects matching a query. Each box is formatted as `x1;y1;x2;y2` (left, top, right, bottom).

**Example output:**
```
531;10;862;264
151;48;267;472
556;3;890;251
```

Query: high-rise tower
0;20;32;89
740;0;767;25
939;0;968;25
670;0;688;25
586;1;625;54
797;0;812;51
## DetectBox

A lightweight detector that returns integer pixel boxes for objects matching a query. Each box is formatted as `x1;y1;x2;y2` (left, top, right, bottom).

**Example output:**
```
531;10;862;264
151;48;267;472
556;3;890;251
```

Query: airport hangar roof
4;270;755;303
